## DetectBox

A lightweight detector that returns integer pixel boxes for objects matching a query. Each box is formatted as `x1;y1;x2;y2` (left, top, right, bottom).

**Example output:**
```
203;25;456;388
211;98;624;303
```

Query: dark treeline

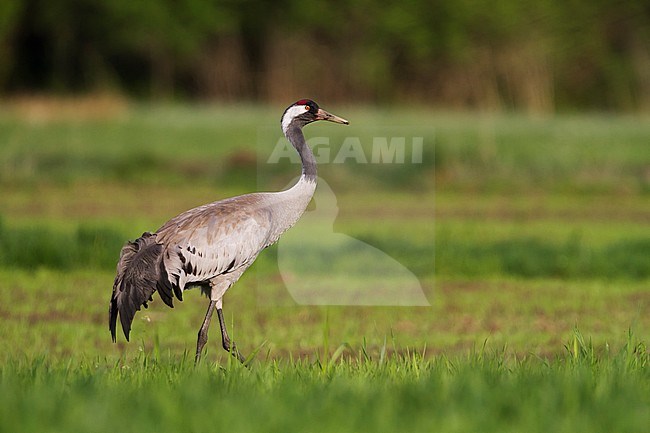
1;0;649;111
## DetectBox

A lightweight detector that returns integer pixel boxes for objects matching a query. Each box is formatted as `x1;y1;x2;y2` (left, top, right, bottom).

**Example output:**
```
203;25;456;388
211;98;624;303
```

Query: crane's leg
216;307;246;364
195;300;217;364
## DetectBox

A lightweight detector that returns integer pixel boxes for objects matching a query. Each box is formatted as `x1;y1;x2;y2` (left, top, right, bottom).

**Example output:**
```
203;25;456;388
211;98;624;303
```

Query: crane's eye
304;105;310;111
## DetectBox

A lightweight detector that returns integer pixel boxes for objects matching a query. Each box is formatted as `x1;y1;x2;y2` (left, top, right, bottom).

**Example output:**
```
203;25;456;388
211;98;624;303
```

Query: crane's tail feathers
109;232;171;342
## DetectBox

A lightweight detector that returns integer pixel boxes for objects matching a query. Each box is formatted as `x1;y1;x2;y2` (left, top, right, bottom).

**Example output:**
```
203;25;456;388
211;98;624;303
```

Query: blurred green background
0;0;648;362
1;0;649;111
0;4;649;432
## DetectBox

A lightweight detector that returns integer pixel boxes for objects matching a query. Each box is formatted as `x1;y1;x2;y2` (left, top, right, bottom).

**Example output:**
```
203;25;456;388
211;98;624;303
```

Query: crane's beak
316;108;349;125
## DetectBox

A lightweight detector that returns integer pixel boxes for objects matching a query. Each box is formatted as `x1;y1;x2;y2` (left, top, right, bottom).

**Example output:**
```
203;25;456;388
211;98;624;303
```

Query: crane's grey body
156;180;317;300
109;100;348;363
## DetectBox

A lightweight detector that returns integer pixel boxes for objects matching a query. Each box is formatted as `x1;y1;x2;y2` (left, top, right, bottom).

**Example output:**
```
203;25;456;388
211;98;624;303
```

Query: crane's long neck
262;125;317;246
286;125;317;183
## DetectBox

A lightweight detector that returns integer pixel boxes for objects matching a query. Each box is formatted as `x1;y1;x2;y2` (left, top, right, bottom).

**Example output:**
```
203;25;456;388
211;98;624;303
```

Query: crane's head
281;99;349;135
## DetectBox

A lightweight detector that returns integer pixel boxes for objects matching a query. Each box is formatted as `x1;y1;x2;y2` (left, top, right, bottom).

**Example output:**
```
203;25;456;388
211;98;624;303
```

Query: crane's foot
222;335;247;364
217;308;247;365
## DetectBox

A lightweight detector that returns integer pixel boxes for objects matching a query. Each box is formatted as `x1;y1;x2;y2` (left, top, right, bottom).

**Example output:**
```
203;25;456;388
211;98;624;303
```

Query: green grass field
0;102;648;432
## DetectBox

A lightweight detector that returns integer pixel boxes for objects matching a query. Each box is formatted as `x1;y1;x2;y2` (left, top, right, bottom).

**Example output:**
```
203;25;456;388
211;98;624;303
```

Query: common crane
109;100;349;363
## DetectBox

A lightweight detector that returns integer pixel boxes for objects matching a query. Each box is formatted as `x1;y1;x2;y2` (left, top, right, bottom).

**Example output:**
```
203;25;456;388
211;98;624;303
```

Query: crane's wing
155;194;274;294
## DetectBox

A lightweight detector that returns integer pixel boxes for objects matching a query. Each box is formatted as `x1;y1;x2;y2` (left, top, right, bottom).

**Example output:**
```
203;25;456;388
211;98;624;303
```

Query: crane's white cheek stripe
282;105;308;134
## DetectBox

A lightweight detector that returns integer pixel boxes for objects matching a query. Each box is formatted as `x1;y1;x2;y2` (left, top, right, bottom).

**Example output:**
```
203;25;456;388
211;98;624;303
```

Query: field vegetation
0;102;648;431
